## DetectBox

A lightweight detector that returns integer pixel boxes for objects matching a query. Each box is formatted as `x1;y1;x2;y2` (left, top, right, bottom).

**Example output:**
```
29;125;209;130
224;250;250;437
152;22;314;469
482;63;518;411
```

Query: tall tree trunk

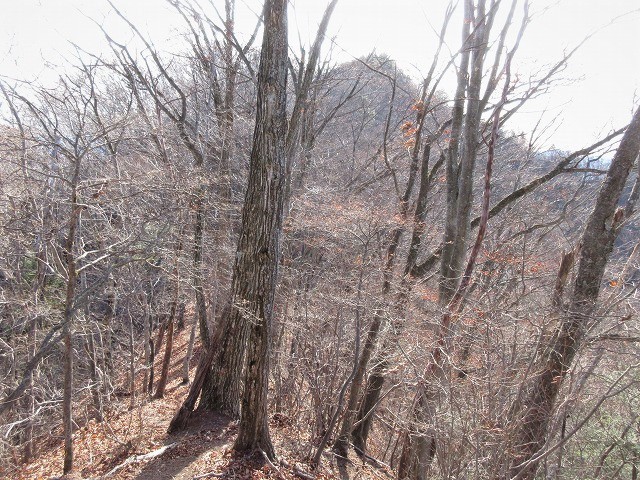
22;314;38;461
102;281;116;389
399;35;511;478
506;105;640;480
85;334;103;421
439;0;474;302
233;0;288;460
62;313;74;475
62;158;82;475
128;311;136;410
173;0;334;430
444;0;488;297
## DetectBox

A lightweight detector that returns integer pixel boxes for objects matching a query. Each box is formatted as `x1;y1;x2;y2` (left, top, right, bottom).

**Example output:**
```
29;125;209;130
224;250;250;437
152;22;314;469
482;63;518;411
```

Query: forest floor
9;325;391;480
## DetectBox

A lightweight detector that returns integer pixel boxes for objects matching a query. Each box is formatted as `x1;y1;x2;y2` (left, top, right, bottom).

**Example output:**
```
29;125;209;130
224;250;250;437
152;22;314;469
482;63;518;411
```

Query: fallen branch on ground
100;442;178;478
193;471;226;479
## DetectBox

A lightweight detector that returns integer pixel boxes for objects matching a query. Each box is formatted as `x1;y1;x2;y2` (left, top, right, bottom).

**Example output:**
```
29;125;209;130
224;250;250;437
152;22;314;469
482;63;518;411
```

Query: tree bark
182;317;197;384
233;0;288;460
85;334;104;421
333;308;383;459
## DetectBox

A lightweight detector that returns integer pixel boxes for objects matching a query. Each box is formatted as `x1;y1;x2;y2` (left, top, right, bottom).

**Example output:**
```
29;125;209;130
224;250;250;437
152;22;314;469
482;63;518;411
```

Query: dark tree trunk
155;231;183;399
22;316;37;461
154;305;175;399
182;317;197;384
193;191;210;347
128;312;136;410
62;159;82;475
352;357;387;456
147;336;155;395
333;309;383;459
102;282;116;382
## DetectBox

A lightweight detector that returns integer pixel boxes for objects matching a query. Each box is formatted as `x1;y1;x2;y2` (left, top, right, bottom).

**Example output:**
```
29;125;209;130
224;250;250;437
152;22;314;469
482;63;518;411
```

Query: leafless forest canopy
1;1;640;479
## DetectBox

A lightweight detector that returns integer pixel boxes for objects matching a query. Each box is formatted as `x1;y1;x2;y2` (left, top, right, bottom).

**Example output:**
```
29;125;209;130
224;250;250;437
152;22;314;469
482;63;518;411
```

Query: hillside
1;1;640;479
9;326;386;480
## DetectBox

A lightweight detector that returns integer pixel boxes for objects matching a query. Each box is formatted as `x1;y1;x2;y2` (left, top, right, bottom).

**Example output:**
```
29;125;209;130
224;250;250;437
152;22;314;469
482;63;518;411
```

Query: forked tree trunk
333;308;384;459
439;0;474;303
352;360;386;455
399;32;514;477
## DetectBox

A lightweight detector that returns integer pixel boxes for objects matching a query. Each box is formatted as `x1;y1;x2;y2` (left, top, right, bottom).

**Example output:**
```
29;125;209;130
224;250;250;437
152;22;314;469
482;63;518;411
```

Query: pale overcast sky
0;0;638;151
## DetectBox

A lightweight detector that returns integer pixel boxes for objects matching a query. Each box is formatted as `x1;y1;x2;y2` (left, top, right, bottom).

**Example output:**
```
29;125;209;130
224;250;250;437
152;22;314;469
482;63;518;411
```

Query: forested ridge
1;1;640;479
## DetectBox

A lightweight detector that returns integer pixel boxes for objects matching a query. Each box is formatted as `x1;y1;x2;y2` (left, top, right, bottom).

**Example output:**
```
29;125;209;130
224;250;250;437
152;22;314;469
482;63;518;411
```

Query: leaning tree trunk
506;105;640;480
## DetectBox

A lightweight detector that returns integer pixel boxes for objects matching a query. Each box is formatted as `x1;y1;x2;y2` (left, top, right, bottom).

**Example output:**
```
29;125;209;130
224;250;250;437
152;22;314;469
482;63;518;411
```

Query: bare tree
504;105;640;480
